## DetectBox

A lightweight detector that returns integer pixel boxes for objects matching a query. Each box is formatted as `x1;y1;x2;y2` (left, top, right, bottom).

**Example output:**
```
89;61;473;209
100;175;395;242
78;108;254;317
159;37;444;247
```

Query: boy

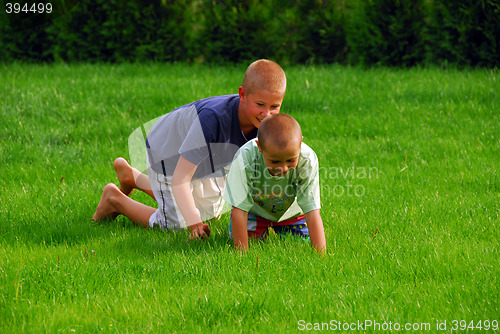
224;114;326;253
93;59;287;240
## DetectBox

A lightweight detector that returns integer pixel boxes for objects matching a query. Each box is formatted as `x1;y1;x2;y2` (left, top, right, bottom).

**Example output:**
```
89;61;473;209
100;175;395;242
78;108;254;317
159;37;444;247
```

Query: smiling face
258;140;301;177
238;86;285;134
237;59;286;135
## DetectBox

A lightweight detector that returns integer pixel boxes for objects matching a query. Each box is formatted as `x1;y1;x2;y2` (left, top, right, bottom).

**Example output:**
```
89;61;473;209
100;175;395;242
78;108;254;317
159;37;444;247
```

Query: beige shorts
147;167;227;231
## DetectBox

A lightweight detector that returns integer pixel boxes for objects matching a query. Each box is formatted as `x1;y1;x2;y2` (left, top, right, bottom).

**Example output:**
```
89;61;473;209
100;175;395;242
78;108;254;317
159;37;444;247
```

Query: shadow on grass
1;208;235;259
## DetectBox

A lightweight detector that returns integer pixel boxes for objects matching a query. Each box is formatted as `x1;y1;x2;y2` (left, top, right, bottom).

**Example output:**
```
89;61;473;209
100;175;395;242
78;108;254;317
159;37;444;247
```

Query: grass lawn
0;63;498;333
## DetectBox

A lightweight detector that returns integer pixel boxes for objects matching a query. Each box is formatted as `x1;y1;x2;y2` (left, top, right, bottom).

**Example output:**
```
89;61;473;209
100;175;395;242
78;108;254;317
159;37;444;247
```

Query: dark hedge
0;0;498;67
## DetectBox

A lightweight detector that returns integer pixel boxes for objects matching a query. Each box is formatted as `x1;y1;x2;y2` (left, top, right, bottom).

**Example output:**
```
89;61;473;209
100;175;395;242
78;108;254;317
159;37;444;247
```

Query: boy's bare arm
172;156;209;239
304;209;326;253
231;206;249;252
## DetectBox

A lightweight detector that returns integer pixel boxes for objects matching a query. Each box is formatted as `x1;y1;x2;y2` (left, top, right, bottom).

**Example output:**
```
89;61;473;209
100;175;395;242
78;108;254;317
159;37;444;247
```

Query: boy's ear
256;140;263;152
238;86;246;102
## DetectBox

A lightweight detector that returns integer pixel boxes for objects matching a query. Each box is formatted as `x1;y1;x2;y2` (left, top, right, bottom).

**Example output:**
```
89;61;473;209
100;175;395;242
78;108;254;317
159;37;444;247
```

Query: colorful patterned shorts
229;213;309;240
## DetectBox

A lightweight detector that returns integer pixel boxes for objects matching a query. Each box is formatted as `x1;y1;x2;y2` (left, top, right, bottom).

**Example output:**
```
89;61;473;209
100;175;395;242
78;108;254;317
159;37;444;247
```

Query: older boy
93;59;287;240
224;114;326;253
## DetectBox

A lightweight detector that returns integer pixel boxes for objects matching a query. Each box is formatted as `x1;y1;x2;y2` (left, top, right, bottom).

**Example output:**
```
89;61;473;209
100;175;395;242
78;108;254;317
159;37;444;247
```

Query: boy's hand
188;223;211;240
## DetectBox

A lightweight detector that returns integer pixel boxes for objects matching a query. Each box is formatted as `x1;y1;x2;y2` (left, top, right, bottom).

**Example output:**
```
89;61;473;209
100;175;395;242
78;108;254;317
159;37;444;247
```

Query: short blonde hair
242;59;286;95
258;114;302;150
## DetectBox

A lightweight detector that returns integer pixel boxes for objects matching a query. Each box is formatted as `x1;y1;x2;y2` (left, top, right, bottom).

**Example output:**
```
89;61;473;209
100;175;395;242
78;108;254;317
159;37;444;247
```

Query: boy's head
238;59;287;131
242;59;287;95
256;114;302;177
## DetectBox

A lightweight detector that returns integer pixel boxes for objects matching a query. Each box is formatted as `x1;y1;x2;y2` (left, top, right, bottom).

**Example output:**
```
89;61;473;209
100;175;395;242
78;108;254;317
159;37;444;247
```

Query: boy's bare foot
113;157;135;196
92;183;121;221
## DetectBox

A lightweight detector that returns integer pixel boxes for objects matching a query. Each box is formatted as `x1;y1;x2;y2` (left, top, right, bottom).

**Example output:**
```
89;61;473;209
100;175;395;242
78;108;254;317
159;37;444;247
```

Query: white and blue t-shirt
146;95;256;179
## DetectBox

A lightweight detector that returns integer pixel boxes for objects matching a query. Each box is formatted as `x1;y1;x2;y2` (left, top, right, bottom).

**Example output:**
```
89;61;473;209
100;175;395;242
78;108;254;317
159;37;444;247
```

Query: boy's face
258;140;301;177
239;87;285;129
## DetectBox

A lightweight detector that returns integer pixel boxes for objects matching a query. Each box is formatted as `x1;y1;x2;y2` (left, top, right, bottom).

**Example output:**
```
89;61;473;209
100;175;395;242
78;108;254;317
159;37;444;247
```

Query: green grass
0;63;498;333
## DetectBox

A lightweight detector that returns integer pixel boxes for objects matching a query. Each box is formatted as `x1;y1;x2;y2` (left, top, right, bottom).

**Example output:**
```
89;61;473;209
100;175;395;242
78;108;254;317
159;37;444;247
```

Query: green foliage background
0;0;499;67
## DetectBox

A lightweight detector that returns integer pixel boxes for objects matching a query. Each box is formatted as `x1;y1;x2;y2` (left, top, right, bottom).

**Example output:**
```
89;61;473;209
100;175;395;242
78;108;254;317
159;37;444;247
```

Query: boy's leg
113;157;155;199
93;183;157;228
192;176;227;221
147;168;188;231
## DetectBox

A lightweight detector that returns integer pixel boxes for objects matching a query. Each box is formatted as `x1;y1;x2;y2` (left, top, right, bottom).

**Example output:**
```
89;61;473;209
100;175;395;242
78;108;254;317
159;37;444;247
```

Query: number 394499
6;2;53;14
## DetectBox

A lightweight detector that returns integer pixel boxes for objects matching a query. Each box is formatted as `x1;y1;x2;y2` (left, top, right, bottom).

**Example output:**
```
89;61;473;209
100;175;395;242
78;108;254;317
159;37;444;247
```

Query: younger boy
224;114;326;253
93;59;287;240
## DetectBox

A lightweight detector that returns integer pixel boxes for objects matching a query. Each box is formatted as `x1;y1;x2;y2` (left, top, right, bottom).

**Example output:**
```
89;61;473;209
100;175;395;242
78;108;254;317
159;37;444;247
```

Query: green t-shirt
223;139;321;222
